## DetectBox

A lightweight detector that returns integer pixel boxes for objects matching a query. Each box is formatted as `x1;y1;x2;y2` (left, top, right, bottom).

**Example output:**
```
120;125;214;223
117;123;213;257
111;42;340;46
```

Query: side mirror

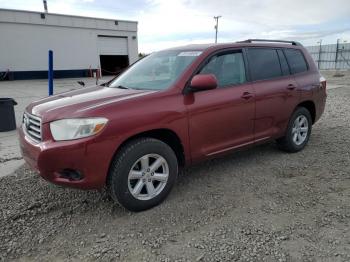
190;74;218;91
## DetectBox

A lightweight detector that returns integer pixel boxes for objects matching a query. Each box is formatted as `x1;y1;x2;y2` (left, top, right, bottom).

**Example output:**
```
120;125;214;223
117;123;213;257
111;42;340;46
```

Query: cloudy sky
1;0;350;53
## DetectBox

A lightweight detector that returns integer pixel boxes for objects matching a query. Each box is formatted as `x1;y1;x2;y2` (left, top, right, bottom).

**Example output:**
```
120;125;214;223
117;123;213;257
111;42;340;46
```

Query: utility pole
214;16;222;44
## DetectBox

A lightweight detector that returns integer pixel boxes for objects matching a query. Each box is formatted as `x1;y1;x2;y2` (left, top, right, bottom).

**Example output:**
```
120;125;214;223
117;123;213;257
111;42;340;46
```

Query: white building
0;8;138;80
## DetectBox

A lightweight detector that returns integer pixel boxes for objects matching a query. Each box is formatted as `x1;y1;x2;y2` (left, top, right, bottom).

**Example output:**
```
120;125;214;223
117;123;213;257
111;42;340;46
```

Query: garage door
98;36;128;55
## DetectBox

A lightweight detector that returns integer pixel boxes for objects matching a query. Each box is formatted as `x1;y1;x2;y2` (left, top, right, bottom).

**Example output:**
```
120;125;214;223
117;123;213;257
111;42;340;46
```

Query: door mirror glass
190;74;218;91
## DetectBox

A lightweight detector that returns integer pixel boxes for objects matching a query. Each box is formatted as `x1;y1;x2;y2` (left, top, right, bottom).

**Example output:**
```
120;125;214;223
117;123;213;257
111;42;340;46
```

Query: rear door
246;47;300;141
186;49;255;161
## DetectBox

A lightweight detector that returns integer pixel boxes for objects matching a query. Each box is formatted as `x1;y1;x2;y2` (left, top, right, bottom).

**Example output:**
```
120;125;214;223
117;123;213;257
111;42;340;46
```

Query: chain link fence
306;42;350;70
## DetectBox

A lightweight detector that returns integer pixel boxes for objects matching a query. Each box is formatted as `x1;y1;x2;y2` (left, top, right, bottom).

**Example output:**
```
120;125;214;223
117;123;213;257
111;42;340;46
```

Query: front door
185;50;255;162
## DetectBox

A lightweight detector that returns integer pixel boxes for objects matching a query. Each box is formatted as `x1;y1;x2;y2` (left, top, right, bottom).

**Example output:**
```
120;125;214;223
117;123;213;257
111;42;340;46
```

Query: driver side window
199;51;246;87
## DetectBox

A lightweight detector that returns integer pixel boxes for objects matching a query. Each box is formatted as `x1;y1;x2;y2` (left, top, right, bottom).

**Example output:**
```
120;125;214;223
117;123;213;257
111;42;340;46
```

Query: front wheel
276;107;312;153
107;138;178;211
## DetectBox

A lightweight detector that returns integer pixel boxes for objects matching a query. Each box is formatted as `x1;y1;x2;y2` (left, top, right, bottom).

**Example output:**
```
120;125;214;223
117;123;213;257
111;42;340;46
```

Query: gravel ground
1;85;349;262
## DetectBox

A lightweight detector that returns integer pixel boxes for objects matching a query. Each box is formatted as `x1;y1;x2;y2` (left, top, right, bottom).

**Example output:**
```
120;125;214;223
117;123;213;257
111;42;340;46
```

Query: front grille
23;112;42;142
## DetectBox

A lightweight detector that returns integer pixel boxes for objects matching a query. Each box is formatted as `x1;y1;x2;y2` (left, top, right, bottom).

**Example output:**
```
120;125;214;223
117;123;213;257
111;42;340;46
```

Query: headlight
50;118;108;141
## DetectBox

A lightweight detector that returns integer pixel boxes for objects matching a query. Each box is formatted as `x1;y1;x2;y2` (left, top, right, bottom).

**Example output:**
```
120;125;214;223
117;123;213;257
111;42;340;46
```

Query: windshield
108;50;202;90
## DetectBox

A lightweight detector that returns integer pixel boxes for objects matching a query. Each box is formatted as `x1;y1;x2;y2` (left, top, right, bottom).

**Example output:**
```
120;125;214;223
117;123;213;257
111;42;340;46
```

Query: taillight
320;76;326;89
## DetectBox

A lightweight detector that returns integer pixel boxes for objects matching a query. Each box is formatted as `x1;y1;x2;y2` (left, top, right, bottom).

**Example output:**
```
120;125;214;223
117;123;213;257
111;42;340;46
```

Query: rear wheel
107;138;178;211
276;107;312;152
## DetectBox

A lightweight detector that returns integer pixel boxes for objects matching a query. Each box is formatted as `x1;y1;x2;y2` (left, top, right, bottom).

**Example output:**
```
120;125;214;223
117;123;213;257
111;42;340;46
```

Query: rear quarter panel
297;48;326;122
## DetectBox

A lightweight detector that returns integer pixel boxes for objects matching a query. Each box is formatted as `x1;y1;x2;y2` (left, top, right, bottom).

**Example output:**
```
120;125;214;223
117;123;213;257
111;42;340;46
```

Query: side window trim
242;48;252;82
277;49;291;76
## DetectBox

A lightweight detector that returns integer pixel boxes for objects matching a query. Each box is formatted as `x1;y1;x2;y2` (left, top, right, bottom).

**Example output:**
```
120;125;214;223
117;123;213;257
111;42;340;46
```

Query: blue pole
48;50;53;96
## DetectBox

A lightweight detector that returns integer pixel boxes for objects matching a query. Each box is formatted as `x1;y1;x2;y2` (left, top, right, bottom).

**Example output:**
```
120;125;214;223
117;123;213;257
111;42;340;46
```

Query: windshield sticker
178;51;202;57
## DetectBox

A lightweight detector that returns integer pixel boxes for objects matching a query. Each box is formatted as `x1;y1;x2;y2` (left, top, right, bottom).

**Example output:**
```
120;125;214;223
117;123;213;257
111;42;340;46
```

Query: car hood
27;86;156;123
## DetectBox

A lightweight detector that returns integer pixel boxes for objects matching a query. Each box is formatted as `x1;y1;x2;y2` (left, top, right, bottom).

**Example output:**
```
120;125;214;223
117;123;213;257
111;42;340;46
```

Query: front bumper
18;126;115;189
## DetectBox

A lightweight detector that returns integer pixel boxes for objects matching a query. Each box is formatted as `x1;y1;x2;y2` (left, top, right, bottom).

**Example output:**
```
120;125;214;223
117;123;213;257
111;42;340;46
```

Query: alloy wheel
292;115;309;145
128;154;169;201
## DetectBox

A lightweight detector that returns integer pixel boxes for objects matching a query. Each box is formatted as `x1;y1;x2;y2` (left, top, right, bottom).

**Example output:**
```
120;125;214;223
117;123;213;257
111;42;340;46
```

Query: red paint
190;74;218;91
19;42;326;189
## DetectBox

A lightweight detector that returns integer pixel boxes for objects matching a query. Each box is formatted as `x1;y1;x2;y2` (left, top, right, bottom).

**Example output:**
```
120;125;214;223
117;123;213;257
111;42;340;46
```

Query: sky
1;0;350;53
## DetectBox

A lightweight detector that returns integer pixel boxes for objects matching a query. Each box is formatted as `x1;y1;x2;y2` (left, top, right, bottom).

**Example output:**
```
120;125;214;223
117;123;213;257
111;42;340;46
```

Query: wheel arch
110;128;186;170
297;100;316;124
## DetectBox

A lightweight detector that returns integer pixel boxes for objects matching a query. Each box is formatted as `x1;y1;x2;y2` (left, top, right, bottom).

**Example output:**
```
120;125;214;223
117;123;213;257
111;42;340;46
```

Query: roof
0;8;137;23
0;8;138;32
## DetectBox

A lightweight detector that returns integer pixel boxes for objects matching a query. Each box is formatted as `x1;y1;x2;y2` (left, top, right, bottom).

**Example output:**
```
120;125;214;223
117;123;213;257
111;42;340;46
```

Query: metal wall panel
98;37;128;55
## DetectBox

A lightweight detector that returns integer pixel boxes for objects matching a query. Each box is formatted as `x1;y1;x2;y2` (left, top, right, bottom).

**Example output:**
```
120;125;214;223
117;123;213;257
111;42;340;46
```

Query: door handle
241;92;253;100
287;84;296;90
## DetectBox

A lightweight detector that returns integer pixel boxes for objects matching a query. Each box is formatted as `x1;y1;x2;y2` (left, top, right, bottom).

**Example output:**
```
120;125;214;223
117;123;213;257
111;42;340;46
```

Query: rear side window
283;49;308;74
247;48;282;81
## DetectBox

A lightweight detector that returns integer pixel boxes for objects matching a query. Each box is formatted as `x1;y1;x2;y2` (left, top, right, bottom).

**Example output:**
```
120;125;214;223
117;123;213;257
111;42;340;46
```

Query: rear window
283;49;308;74
247;48;282;81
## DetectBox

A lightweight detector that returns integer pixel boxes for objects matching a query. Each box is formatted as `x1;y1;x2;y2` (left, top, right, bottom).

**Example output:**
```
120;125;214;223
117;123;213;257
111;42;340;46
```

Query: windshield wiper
115;85;129;89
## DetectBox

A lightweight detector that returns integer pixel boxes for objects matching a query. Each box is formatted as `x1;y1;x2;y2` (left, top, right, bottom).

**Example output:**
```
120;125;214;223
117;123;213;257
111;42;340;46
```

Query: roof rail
237;39;303;46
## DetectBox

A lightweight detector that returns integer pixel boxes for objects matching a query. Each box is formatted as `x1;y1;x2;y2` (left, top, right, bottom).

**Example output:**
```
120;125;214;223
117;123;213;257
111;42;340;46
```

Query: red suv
19;39;326;211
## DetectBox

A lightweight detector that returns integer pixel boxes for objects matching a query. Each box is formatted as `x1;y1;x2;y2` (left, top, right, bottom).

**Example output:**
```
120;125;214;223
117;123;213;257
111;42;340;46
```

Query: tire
276;107;312;153
107;138;178;212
